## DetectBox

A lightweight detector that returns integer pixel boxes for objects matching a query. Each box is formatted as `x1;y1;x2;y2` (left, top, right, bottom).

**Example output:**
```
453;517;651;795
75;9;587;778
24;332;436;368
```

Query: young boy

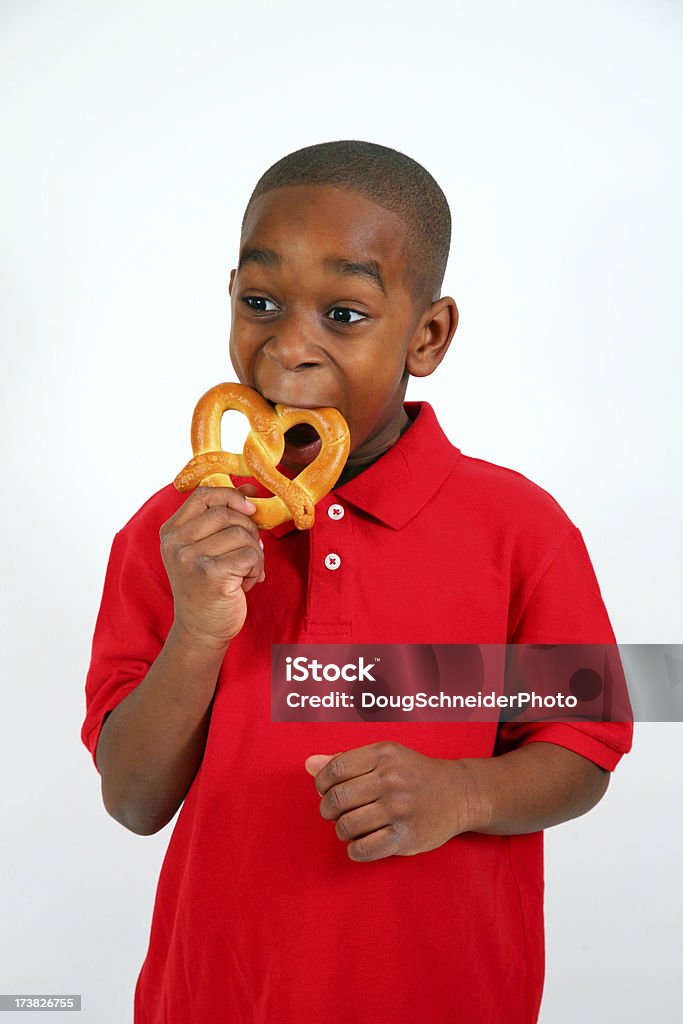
81;141;632;1023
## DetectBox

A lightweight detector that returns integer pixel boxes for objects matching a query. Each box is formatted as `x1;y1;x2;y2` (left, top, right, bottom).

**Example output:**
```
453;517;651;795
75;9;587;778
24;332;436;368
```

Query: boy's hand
307;742;613;859
305;742;479;862
160;485;265;650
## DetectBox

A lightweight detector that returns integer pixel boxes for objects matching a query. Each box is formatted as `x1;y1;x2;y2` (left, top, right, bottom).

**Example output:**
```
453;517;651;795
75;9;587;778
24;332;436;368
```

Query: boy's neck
336;407;413;487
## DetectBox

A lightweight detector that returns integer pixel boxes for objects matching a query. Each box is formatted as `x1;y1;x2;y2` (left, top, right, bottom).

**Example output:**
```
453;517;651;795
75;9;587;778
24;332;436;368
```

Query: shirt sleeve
80;525;174;772
496;526;633;771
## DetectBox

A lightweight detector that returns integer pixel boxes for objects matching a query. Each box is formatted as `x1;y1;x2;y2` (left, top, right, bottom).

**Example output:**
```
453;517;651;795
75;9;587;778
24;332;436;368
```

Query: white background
1;1;681;1021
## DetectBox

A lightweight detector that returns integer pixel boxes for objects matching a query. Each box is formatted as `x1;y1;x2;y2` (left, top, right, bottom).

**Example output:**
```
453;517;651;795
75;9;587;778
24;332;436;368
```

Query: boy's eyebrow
238;247;281;271
323;257;386;296
237;247;386;296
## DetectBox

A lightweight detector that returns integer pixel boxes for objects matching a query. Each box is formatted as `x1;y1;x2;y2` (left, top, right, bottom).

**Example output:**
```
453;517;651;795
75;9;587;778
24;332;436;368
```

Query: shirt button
328;503;345;520
324;553;341;571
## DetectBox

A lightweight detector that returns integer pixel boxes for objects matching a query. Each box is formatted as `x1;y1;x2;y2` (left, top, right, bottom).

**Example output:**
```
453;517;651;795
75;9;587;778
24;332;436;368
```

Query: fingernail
259;538;264;549
243;498;257;512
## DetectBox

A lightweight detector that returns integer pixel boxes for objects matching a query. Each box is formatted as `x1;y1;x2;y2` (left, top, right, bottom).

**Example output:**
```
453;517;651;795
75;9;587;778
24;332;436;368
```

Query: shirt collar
270;401;461;536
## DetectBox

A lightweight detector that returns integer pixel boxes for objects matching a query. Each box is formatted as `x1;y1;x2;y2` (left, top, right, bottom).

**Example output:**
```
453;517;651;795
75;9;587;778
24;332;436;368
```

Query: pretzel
173;383;350;530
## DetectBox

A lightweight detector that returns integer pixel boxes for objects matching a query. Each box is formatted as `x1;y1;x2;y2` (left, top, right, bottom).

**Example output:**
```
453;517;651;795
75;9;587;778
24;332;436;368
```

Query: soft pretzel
173;383;350;530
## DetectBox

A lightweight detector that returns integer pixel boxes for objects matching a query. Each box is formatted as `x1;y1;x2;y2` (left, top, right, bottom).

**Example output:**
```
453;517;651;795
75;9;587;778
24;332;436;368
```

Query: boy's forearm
458;741;610;836
96;623;228;836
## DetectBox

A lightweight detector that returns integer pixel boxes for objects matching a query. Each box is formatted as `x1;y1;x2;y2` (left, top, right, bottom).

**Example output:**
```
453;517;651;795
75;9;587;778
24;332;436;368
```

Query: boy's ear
228;268;236;295
406;296;458;378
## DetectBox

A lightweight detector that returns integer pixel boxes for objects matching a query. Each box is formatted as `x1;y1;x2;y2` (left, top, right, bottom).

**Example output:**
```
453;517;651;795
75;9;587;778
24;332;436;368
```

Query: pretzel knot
173;383;350;530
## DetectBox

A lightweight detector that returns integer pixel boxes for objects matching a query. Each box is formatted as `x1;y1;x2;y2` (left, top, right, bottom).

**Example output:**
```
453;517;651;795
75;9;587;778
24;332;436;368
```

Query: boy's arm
97;626;228;835
96;487;264;836
306;740;610;863
455;741;610;833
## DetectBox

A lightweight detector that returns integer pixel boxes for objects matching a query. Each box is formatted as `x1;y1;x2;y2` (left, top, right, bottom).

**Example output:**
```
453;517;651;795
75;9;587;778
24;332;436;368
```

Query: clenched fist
159;485;265;650
306;742;482;862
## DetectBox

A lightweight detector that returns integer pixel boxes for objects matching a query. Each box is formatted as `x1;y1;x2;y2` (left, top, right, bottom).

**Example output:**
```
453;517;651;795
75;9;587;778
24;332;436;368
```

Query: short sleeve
80;526;174;772
496;526;633;771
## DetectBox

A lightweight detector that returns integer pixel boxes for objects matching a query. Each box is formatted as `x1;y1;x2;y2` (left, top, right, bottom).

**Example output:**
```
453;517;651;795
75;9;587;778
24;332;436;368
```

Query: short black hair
242;140;451;308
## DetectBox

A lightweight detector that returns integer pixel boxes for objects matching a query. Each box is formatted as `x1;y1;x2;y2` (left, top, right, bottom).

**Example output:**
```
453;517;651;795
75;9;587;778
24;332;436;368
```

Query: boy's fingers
304;754;335;777
162;487;256;534
347;825;404;863
241;565;265;594
170;507;260;547
319;772;381;821
205;546;263;588
334;802;391;842
176;524;262;560
312;745;382;796
236;482;259;499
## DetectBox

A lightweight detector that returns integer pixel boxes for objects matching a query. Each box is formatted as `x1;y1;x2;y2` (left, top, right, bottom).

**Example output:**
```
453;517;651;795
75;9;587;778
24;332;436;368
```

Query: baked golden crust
173;383;350;530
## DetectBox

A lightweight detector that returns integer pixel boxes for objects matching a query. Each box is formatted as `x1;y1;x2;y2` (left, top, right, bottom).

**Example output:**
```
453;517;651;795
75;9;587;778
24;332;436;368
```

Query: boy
81;141;632;1023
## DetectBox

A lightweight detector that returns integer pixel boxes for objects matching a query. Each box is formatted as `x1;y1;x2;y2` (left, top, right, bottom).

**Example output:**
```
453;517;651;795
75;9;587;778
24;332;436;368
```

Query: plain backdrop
1;1;681;1021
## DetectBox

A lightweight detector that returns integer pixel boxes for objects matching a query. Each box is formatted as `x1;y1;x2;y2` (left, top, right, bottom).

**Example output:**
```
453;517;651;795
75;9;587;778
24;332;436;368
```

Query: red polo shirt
82;402;632;1024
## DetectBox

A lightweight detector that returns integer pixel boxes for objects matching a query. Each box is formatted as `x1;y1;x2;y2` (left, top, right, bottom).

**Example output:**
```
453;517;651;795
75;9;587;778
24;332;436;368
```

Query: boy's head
228;140;458;478
243;140;451;308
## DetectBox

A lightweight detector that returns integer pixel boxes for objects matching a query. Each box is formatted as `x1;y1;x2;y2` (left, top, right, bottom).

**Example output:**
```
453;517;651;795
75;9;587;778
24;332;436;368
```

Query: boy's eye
328;307;366;324
243;296;279;312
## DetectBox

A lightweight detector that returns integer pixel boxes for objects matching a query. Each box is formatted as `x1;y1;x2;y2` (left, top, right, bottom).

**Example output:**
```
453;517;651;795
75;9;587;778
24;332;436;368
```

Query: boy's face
228;184;456;475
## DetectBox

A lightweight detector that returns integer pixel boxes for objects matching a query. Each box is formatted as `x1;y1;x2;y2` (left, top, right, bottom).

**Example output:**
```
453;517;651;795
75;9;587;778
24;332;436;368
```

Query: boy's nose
263;317;323;372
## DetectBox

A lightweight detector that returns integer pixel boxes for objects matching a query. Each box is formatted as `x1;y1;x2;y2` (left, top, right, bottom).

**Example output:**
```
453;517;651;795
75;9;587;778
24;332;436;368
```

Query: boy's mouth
260;393;325;467
282;423;322;466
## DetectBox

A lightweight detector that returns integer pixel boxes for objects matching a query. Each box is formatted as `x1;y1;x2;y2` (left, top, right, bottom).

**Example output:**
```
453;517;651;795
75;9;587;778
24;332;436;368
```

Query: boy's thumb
304;754;336;777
